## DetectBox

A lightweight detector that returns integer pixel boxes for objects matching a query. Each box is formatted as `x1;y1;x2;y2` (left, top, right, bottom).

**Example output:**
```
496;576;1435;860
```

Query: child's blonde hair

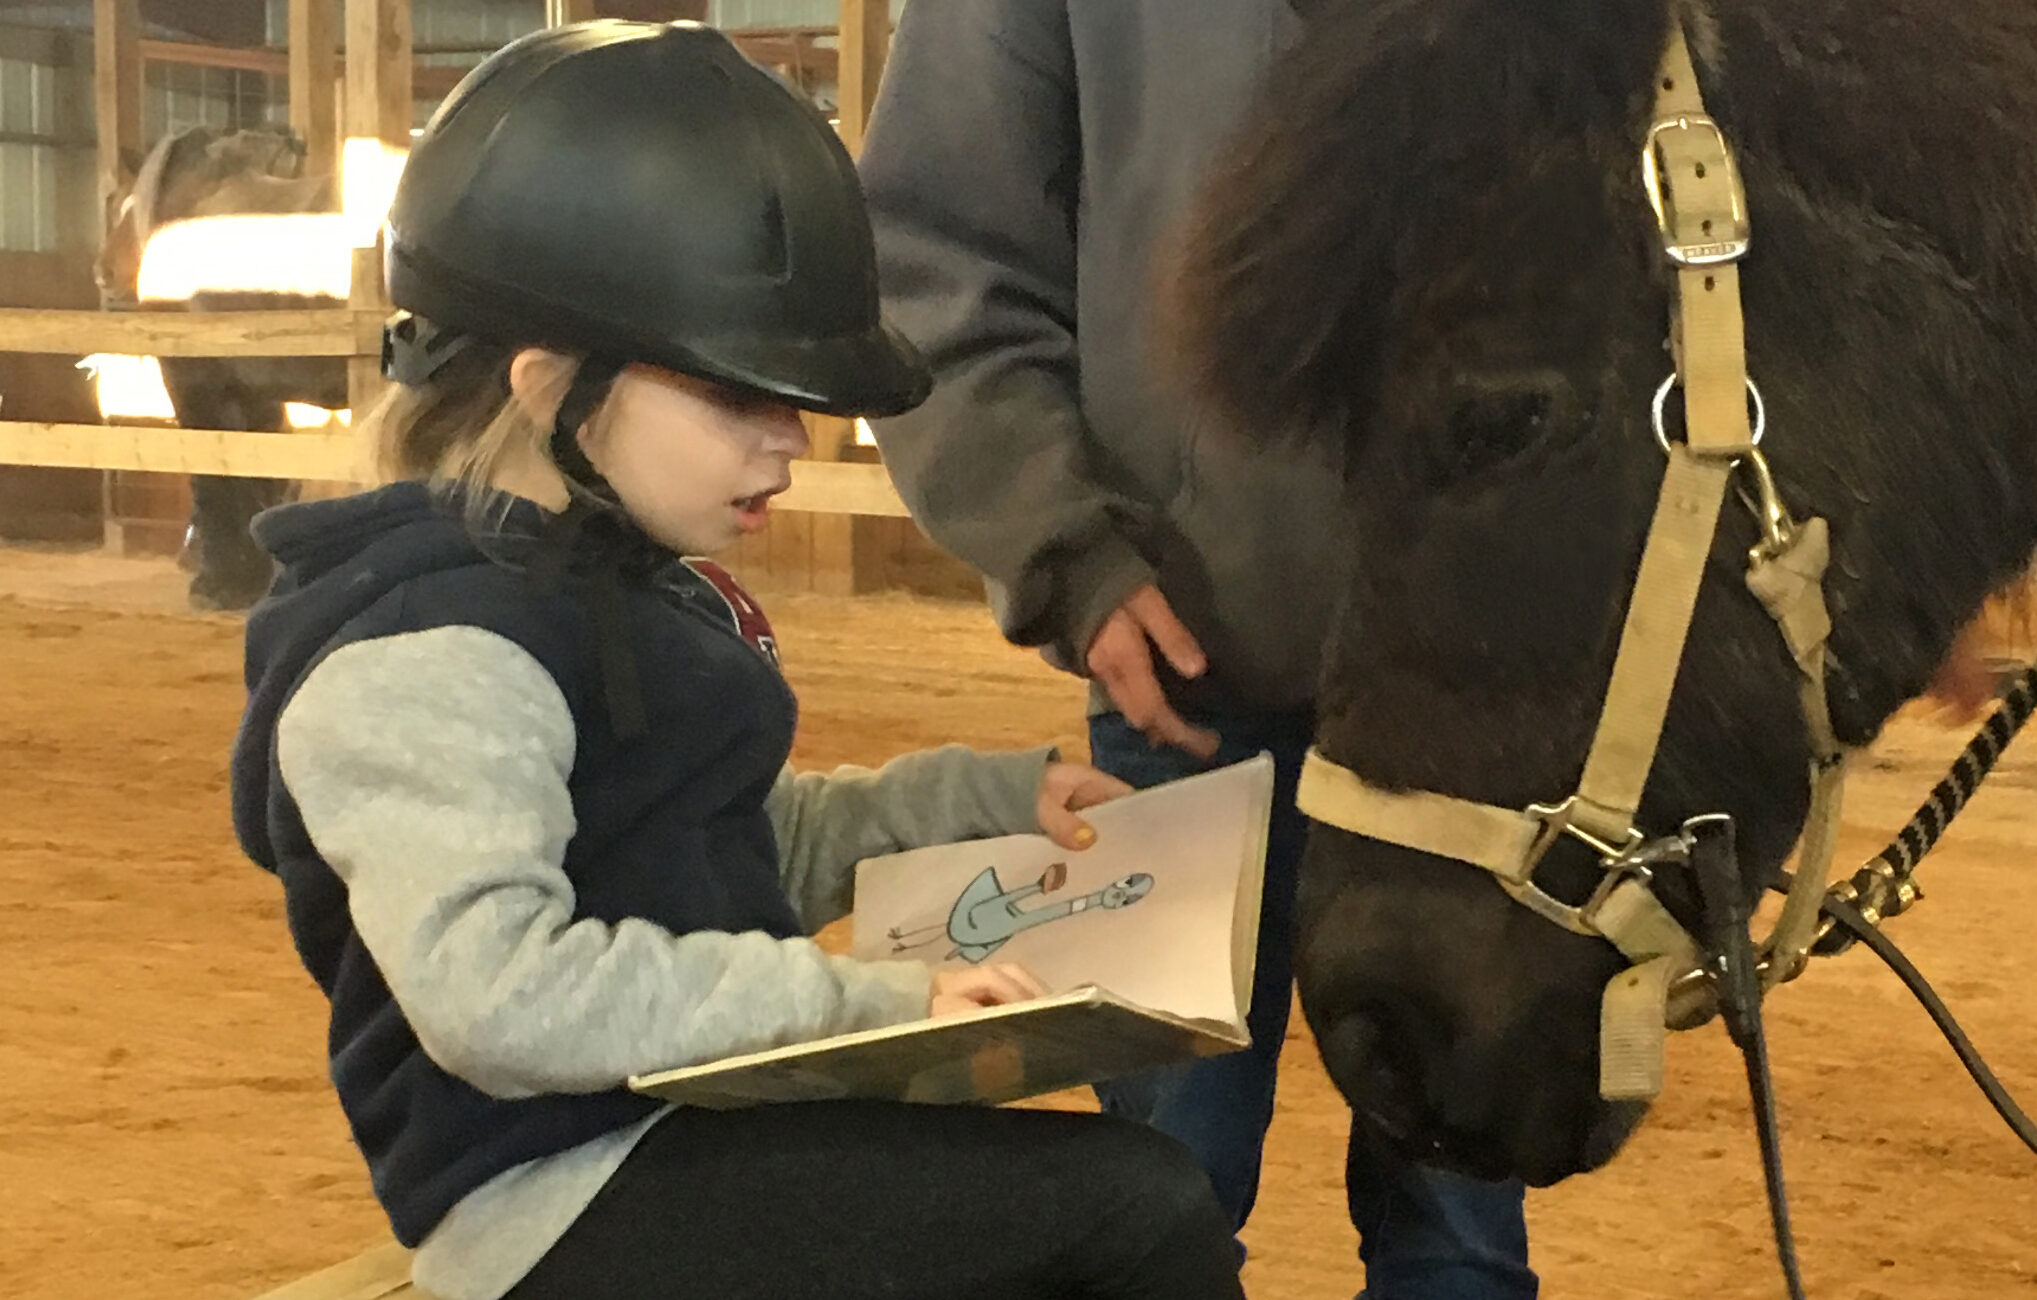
358;340;584;516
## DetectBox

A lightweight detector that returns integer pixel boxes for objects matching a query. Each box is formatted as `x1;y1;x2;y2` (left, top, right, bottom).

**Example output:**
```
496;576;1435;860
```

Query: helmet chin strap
532;356;663;745
382;335;670;743
548;356;625;503
540;354;676;578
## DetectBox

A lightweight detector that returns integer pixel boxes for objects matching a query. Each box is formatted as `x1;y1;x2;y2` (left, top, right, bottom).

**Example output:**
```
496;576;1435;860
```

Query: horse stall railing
0;305;928;501
0;303;373;464
0;304;940;584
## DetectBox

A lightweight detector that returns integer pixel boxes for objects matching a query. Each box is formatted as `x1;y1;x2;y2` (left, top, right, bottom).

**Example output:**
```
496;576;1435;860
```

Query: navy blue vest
231;484;798;1246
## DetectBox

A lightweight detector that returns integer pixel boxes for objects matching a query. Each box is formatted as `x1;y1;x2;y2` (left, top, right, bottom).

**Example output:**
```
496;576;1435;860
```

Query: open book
629;754;1274;1109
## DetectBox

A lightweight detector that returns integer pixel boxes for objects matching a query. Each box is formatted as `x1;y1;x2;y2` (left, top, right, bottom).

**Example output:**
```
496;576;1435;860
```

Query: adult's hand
1085;584;1220;758
1922;617;1998;723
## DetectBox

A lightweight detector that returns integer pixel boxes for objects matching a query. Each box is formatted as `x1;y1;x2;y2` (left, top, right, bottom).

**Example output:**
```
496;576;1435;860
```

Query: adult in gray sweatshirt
862;4;1536;1295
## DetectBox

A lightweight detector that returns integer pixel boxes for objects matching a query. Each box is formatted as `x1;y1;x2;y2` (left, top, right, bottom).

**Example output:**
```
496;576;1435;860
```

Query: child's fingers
1066;769;1134;809
965;964;1044;1005
991;962;1050;999
1037;764;1134;849
1037;797;1097;851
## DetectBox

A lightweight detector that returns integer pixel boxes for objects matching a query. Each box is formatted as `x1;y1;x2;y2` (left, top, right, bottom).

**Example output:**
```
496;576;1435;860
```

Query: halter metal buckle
1506;797;1651;936
1642;114;1751;267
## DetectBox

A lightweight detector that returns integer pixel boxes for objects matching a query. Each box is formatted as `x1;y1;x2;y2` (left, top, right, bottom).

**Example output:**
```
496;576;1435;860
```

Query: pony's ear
100;150;141;228
276;131;311;178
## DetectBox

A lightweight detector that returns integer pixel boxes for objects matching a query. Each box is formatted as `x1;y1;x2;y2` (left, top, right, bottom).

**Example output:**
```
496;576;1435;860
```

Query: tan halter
1296;25;1850;1102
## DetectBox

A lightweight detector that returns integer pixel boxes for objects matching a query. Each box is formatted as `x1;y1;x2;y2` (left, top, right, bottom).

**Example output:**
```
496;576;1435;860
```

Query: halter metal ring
1652;372;1765;455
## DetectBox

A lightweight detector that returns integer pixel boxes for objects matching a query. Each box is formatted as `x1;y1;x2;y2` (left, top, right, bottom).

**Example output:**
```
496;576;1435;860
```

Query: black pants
505;1101;1246;1300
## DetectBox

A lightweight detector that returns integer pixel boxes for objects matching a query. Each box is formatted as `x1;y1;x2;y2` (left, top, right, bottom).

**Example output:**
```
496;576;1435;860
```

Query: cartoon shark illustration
888;863;1156;964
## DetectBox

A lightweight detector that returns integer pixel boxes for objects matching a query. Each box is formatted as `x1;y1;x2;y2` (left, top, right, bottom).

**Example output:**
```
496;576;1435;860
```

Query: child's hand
1036;762;1135;850
930;963;1049;1018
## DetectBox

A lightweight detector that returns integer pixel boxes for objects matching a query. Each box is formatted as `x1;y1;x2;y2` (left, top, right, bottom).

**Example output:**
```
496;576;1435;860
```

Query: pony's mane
129;125;222;235
129;124;311;232
1166;0;1667;442
1166;0;2037;445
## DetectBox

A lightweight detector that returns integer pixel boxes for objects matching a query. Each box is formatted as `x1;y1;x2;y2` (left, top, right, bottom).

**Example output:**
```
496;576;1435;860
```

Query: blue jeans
1089;707;1537;1300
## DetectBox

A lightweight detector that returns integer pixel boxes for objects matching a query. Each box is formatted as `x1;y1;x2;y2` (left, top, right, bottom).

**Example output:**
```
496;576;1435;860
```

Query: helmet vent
758;189;789;280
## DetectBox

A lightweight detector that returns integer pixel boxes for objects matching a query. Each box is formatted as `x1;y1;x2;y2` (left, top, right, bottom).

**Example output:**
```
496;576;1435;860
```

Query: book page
849;754;1274;1028
1227;757;1275;1025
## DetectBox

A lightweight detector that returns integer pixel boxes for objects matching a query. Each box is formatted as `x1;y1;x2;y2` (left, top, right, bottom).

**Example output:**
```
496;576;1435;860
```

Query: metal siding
0;54;65;249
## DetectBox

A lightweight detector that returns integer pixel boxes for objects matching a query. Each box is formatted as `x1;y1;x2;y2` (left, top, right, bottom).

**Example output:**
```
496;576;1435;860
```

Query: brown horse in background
97;124;347;610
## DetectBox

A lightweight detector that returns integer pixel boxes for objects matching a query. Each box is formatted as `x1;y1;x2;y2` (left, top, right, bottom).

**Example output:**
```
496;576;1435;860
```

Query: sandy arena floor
1;545;2032;1299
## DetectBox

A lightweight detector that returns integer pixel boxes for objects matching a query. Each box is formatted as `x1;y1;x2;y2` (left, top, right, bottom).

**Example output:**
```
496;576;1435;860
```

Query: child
228;21;1244;1300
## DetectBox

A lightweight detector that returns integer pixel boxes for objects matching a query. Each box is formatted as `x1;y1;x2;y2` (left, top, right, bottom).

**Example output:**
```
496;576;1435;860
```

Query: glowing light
136;213;354;300
76;355;352;431
77;353;176;421
854;417;877;447
341;136;410;248
132;135;412;301
285;402;351;429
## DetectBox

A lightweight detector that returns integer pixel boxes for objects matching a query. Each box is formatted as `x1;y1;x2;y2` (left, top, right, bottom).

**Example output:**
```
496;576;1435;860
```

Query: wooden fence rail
0;308;382;358
0;421;912;516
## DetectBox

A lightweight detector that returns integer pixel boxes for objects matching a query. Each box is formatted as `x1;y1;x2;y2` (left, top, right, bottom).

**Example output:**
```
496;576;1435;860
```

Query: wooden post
799;413;849;596
93;0;142;553
834;0;889;155
343;0;412;419
289;0;341;182
804;0;891;593
546;0;601;23
92;0;141;218
344;0;412;157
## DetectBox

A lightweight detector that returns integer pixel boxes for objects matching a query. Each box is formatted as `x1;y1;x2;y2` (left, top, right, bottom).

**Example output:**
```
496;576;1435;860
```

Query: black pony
1169;0;2037;1184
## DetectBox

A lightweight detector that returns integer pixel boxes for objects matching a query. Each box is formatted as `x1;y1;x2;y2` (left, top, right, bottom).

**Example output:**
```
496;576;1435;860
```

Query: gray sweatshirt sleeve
274;626;933;1101
860;1;1154;669
768;744;1057;933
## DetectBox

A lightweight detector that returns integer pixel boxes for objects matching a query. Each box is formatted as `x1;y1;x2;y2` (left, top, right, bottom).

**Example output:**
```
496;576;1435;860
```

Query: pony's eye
1423;378;1578;488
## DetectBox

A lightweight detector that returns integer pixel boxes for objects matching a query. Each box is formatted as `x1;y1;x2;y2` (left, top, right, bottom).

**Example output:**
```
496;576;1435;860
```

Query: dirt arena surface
2;544;2032;1299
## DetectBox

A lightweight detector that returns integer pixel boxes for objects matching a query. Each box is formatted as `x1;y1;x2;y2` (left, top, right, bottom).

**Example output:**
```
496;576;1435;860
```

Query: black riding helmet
380;20;930;419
